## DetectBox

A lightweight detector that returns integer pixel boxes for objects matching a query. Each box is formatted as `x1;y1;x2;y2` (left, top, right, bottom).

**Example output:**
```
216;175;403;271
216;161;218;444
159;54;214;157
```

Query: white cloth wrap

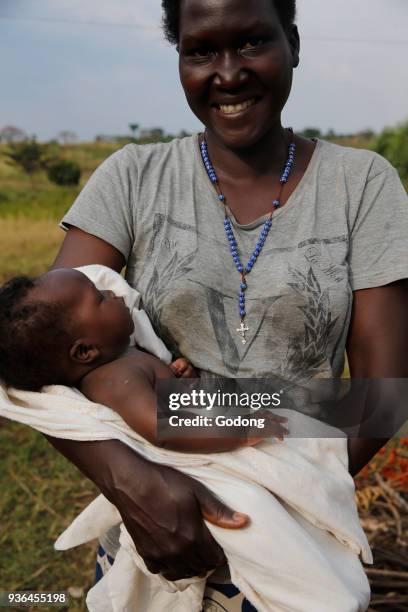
0;266;372;612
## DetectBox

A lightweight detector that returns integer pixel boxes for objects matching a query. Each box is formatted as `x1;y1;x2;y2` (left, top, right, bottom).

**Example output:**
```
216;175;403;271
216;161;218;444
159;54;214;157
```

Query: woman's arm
52;225;126;271
346;279;408;476
47;226;249;580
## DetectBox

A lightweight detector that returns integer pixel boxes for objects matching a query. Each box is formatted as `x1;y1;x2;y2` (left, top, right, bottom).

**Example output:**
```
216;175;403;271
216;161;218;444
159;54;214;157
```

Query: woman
48;0;408;609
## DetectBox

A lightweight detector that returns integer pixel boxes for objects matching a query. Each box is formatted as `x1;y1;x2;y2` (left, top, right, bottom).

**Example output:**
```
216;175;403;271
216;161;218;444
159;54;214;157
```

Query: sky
0;0;407;141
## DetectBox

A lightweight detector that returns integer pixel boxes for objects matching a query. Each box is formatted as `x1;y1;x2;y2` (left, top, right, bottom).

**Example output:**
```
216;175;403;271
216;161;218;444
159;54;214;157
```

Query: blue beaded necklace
200;130;296;345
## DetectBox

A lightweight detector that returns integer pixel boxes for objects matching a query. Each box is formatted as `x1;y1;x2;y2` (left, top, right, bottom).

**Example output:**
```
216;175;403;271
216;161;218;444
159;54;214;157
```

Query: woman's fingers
193;480;249;530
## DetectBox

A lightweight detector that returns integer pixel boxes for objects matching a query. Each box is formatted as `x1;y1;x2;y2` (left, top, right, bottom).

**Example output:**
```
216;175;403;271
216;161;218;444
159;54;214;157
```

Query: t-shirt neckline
193;134;322;230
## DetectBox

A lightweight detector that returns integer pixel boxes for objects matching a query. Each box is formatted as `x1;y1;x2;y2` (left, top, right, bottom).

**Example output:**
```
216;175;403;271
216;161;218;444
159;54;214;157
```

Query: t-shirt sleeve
348;158;408;291
60;146;137;259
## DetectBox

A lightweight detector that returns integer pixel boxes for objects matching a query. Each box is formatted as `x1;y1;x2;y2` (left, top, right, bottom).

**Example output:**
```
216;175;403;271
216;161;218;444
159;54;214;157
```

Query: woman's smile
213;97;258;115
212;96;260;117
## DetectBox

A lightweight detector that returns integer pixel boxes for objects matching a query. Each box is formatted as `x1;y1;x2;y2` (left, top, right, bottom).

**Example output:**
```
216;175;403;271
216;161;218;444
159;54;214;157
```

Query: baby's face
33;269;135;359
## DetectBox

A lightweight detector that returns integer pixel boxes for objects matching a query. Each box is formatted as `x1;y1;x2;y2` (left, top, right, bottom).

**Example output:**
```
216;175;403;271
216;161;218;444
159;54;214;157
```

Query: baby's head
0;269;134;391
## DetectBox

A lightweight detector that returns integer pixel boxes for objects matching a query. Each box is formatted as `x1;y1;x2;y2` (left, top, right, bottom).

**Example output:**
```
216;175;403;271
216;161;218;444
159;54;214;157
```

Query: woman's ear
69;340;100;364
288;25;300;68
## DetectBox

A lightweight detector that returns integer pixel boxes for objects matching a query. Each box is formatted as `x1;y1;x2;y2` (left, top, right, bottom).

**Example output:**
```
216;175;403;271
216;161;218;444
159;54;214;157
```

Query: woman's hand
112;450;249;580
46;436;248;580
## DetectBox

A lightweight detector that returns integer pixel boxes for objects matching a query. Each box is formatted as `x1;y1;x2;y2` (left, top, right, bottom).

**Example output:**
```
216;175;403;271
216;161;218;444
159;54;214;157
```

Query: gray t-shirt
62;136;408;382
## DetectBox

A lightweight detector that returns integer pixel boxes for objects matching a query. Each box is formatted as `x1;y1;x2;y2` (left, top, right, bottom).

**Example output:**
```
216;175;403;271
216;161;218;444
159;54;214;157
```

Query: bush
374;121;408;184
0;191;9;204
47;160;81;186
4;140;46;177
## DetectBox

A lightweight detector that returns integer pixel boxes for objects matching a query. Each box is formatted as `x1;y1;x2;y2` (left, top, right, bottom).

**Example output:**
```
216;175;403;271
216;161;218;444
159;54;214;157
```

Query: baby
0;268;287;452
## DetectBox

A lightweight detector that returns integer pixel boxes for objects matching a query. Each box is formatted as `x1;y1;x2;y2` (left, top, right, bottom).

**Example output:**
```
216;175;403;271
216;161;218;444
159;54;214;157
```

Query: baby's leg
184;465;370;612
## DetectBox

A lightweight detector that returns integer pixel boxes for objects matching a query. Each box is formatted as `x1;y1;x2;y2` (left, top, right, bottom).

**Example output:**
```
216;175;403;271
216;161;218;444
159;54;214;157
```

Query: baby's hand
241;411;289;447
170;357;198;378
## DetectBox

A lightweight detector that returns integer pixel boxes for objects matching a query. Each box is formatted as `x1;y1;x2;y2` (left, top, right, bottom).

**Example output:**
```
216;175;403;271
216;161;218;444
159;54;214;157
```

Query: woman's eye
194;49;212;58
186;47;214;59
240;38;265;52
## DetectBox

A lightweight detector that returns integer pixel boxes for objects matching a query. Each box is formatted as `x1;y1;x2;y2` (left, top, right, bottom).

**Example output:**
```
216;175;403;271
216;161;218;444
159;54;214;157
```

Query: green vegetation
0;142;118;222
47;161;81;187
3;141;49;187
374;120;408;185
299;122;408;189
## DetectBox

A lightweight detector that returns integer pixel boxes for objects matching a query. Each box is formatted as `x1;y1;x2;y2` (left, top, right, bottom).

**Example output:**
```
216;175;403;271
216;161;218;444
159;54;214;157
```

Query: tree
129;123;139;138
357;129;375;141
57;130;77;144
178;130;191;139
3;140;47;185
139;127;166;142
0;125;26;143
300;127;322;140
325;128;336;140
374;121;408;185
47;160;81;186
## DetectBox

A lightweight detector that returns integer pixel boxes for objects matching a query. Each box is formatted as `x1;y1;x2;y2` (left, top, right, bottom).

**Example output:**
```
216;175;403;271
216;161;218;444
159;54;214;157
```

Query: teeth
219;98;256;115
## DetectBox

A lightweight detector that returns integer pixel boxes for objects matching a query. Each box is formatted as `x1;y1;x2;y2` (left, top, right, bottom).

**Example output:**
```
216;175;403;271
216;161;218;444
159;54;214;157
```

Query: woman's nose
213;51;248;88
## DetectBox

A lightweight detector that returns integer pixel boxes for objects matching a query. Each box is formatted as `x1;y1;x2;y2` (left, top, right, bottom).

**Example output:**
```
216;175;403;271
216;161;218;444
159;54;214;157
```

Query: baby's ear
70;340;100;364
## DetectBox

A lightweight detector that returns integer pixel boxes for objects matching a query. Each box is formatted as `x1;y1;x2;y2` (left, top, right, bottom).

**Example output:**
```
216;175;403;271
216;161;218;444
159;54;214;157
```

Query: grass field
0;143;117;610
0;422;98;611
0;139;407;611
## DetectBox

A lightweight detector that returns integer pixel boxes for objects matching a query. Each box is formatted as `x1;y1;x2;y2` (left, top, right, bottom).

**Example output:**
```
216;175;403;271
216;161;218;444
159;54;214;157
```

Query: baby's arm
79;351;288;453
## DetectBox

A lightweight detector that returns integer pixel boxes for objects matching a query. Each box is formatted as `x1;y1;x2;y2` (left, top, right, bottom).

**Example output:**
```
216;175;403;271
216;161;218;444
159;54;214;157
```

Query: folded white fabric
0;265;372;612
51;431;373;612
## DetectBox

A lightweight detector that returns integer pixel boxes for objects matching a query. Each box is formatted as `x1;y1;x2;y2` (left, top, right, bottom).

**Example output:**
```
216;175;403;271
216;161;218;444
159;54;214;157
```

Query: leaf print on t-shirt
284;267;338;381
142;249;197;356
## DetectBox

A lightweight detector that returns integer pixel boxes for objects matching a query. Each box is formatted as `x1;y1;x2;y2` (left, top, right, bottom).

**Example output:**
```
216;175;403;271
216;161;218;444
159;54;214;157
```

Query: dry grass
0;218;64;282
355;443;408;611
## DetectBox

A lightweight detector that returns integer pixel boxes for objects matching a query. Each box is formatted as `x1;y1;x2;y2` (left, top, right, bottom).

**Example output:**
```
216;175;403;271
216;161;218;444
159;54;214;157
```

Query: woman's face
178;0;299;149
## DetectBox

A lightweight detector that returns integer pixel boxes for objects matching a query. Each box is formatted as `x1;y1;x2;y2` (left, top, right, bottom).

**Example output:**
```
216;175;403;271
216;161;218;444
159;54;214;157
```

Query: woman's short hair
162;0;297;46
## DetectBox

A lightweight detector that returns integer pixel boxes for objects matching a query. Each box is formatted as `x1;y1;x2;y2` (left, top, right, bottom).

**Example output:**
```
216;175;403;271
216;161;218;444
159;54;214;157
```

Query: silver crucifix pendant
237;321;249;345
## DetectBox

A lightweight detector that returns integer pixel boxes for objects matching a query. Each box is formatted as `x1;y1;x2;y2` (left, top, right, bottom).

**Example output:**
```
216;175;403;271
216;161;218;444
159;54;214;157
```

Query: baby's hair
0;276;73;391
162;0;297;46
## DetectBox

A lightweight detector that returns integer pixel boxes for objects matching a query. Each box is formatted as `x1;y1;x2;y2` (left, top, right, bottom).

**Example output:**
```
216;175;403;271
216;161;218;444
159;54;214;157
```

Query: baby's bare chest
79;350;161;402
